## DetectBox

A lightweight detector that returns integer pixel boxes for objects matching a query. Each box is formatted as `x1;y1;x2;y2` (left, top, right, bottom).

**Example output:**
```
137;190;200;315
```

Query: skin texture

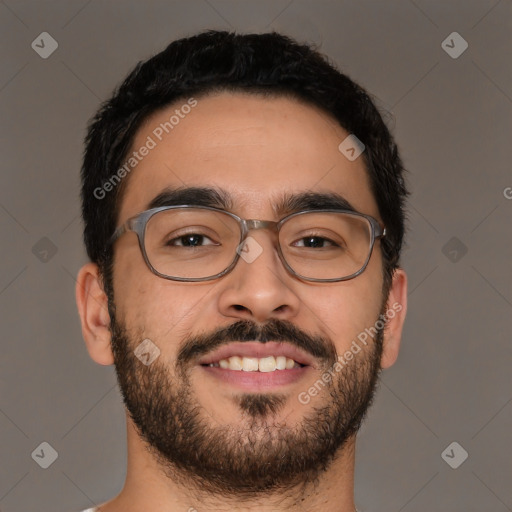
76;92;408;512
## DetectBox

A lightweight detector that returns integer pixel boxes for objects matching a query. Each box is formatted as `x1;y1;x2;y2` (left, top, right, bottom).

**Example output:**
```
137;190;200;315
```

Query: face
108;92;392;496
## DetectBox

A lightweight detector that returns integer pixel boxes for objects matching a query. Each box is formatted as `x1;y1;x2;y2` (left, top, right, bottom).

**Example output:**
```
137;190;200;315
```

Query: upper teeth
208;356;300;372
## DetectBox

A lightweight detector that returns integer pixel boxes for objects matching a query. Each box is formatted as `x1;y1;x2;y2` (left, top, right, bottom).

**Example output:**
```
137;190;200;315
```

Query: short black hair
81;30;408;301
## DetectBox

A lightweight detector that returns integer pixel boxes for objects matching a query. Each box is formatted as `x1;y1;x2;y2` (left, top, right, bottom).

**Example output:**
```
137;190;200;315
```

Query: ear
380;267;407;369
75;262;114;365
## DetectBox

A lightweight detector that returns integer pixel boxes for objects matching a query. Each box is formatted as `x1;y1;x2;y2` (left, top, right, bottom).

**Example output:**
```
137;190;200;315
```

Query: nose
216;230;302;323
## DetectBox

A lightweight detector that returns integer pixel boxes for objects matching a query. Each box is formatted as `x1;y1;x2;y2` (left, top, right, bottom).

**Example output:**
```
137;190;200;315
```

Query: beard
108;301;386;500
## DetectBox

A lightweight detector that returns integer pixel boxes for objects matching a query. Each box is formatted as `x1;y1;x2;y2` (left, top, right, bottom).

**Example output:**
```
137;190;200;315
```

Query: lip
196;341;316;368
200;364;312;391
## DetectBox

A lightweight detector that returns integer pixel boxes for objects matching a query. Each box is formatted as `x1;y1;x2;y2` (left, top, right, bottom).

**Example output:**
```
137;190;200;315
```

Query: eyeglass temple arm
108;225;127;246
369;217;386;238
108;216;142;246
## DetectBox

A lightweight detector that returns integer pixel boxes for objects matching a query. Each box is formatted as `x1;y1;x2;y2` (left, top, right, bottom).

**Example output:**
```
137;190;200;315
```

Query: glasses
108;205;386;282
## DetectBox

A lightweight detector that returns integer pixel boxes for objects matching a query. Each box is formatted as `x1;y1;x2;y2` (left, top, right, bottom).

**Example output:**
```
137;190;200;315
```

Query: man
76;30;408;512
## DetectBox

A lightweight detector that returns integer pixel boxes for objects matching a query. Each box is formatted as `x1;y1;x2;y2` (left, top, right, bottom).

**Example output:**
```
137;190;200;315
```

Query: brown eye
167;234;217;247
292;236;338;248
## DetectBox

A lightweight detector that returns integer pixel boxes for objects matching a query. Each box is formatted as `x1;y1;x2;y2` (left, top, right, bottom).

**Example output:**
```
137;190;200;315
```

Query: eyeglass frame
107;205;386;283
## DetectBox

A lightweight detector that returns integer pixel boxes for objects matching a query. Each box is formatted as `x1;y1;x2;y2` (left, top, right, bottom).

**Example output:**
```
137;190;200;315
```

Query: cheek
303;273;384;352
114;268;217;354
113;242;195;329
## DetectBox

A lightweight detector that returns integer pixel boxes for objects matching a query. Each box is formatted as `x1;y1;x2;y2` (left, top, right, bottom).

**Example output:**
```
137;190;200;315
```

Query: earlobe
75;262;115;366
380;268;408;369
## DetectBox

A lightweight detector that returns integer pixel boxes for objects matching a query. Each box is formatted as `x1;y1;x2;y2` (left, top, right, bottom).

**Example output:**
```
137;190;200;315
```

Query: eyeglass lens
143;208;373;280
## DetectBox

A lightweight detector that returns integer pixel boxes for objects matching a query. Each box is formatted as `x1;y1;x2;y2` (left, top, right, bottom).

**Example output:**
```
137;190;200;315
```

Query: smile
202;355;304;372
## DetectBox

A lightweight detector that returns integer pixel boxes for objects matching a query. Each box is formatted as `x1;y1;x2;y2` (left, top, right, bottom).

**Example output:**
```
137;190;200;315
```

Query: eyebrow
147;186;234;210
146;186;358;217
273;190;357;217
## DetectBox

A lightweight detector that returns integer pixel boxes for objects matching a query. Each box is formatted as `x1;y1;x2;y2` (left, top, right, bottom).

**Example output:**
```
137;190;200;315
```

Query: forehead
117;91;379;224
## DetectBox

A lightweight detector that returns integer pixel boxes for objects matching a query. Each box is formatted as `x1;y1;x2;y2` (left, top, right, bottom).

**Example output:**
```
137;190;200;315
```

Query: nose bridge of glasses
237;219;280;257
240;219;280;248
243;219;278;232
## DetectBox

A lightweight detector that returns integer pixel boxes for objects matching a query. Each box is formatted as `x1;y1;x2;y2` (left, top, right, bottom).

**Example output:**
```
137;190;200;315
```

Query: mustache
176;318;337;367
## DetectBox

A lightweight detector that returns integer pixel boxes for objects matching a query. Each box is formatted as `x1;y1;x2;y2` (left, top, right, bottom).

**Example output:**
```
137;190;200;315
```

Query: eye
167;233;218;247
292;236;339;248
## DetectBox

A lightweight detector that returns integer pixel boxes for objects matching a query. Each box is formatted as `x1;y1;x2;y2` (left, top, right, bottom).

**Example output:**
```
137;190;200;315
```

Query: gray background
0;1;511;511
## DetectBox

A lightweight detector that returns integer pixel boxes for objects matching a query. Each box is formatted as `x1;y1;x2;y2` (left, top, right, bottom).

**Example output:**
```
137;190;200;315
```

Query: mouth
201;356;306;371
197;342;314;391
